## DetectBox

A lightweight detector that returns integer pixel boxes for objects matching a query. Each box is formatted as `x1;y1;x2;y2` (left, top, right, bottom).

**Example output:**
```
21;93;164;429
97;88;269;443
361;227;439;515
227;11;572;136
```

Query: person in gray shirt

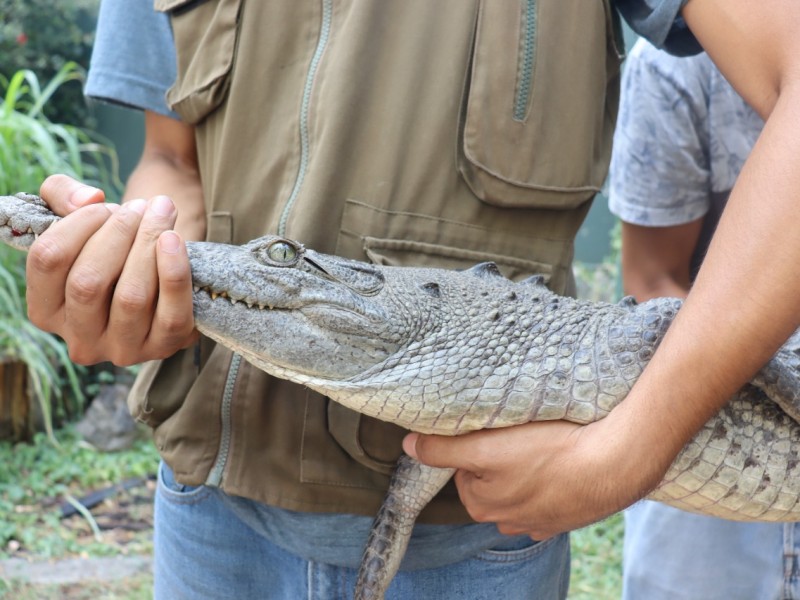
610;38;799;599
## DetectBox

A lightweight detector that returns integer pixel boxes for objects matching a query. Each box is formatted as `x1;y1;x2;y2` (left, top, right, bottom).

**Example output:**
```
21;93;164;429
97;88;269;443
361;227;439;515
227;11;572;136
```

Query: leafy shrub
0;0;99;128
0;64;121;196
0;247;85;443
0;65;121;440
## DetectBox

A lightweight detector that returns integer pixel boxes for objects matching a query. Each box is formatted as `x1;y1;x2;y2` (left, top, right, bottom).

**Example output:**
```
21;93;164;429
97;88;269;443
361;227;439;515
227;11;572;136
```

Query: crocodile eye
267;241;297;263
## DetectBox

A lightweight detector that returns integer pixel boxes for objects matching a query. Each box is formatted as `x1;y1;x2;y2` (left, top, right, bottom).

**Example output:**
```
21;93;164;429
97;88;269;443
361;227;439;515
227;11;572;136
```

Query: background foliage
0;0;99;128
0;427;158;559
0;65;121;197
0;0;122;440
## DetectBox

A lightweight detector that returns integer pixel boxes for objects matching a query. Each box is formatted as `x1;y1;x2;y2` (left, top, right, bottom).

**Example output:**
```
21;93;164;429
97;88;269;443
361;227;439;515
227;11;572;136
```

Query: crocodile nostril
420;282;441;298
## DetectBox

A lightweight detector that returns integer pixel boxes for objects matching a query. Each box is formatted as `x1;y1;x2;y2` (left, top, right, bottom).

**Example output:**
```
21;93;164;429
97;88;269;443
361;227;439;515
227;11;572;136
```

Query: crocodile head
187;235;459;383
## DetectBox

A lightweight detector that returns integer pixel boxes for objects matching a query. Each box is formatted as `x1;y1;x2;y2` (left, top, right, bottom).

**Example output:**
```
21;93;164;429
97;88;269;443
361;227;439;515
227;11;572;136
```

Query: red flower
16;32;28;45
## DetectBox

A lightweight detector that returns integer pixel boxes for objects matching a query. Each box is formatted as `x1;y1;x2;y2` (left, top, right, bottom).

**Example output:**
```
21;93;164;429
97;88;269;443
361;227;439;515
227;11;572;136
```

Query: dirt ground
1;477;155;598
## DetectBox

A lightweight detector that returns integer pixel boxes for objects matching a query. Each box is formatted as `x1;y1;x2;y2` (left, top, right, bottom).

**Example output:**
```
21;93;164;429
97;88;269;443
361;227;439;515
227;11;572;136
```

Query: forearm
619;221;700;302
621;256;690;303
614;81;800;487
123;111;205;242
625;278;686;303
124;154;205;242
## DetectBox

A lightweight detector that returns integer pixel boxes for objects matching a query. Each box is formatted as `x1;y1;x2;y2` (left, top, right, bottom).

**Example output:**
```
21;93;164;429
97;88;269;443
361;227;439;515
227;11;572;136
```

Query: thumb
403;432;480;471
40;174;106;215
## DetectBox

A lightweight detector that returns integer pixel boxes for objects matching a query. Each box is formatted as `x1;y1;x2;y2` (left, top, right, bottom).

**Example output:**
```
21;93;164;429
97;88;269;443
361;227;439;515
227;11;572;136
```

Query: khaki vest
133;0;623;522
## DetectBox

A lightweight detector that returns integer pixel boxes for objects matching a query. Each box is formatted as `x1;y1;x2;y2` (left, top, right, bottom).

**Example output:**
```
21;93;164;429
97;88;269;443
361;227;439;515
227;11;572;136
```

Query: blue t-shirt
85;0;697;570
85;0;178;118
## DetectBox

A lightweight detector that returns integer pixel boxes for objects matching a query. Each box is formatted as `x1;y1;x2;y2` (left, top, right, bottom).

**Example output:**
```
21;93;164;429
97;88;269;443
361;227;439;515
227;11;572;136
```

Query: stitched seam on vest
342;200;576;243
461;153;605;192
277;0;333;236
345;200;492;231
206;353;242;486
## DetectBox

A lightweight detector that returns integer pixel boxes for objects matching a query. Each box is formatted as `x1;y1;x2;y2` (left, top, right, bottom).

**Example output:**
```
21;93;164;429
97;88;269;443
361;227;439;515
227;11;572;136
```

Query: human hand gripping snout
25;174;198;366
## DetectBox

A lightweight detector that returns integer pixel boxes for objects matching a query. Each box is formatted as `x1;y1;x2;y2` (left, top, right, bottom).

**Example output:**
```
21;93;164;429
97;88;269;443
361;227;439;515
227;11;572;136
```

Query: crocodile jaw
193;290;401;381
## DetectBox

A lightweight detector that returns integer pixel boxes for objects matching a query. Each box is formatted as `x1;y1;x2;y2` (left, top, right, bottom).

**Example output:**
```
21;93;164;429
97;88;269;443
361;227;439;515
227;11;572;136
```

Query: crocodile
3;192;800;599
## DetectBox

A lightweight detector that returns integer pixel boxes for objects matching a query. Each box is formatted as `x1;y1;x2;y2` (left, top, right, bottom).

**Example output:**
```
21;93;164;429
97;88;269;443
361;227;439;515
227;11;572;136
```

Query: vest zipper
513;0;536;121
207;1;333;488
205;353;242;486
277;0;333;236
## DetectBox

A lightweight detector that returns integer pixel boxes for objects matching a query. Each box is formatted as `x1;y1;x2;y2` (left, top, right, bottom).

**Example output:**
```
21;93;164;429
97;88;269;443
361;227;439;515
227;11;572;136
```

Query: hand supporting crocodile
3;193;800;599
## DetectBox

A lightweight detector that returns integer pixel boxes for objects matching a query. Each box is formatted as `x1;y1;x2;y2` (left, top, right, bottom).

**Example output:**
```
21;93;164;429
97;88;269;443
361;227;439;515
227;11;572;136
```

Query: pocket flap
156;0;243;124
363;236;552;283
461;0;622;209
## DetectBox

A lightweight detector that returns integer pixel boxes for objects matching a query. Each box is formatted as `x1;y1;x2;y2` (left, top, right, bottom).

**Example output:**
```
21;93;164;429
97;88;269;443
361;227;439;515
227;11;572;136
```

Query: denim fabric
154;463;570;600
623;501;800;600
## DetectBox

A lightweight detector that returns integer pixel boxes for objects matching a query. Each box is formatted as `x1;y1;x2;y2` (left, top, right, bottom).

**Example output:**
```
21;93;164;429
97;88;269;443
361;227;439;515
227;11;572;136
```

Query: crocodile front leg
355;455;455;599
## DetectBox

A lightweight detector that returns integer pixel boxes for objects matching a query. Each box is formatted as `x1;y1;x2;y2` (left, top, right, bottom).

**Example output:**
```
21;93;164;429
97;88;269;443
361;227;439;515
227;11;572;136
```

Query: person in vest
27;0;800;597
609;38;800;599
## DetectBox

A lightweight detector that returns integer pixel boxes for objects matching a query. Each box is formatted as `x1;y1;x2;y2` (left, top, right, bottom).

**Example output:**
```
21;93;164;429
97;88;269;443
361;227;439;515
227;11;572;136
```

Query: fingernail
150;195;175;217
402;433;419;458
71;186;101;207
125;199;147;215
159;231;181;254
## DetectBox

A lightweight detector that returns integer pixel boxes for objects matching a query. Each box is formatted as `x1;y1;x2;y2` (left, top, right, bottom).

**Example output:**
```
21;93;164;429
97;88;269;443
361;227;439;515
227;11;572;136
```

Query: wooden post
0;359;33;442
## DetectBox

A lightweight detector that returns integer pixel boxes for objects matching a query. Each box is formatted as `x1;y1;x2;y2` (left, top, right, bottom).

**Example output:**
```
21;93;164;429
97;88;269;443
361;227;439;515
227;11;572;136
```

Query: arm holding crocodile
405;0;800;540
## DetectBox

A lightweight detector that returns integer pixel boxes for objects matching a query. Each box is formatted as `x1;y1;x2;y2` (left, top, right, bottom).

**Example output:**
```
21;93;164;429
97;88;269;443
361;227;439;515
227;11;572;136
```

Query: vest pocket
155;0;244;124
127;349;198;428
324;230;553;474
362;237;552;283
459;0;623;210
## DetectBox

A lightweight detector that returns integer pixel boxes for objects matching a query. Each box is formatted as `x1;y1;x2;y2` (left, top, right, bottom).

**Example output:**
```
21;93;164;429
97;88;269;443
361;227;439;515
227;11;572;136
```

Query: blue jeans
154;463;570;599
623;500;800;600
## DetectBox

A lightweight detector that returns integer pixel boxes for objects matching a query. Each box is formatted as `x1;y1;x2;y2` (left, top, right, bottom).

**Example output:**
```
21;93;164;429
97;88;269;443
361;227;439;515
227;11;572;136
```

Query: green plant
0;64;121;197
0;65;122;442
569;514;624;599
574;220;622;302
0;575;155;600
0;246;85;444
0;0;99;128
0;426;158;560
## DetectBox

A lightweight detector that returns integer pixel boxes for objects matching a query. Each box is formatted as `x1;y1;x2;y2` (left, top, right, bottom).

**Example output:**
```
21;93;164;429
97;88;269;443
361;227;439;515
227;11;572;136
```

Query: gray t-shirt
608;38;763;277
86;0;697;569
